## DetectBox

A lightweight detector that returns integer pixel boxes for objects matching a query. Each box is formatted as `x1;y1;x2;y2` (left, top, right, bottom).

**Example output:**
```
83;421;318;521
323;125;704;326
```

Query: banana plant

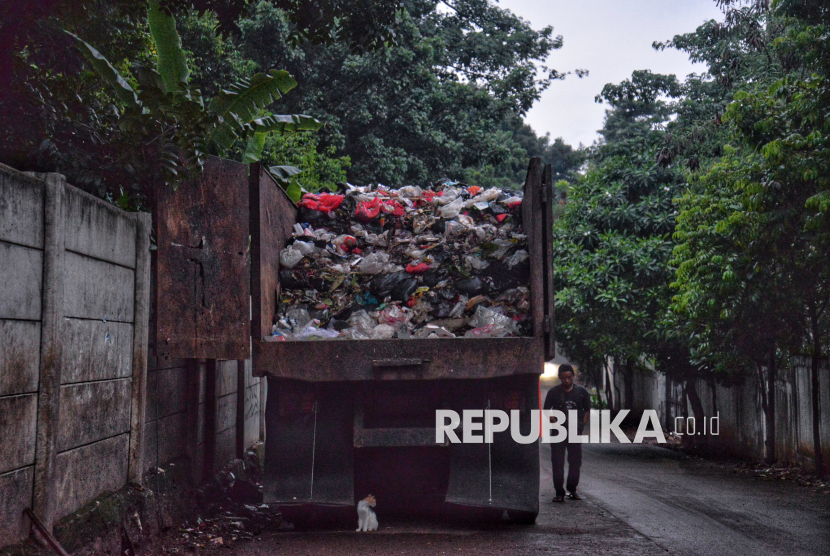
65;1;321;187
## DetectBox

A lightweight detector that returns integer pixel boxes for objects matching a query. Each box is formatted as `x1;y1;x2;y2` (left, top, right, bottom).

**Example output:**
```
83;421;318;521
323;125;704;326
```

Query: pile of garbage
170;453;286;552
272;181;532;341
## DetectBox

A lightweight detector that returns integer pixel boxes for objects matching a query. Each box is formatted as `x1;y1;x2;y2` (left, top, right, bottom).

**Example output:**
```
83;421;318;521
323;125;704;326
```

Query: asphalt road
222;440;829;556
571;441;830;556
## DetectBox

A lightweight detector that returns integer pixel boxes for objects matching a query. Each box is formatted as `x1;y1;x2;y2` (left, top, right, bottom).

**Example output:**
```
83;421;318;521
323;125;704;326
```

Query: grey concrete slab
0;164;43;248
0;466;34;545
0;242;42;320
0;320;40;396
53;433;129;522
63;251;135;322
57;379;132;451
63;186;137;268
61;319;133;384
0;394;37;473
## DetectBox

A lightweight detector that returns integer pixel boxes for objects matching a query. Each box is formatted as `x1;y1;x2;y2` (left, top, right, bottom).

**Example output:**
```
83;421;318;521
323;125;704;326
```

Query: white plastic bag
359;252;390;274
279;246;304;269
504;249;529;268
370;324;396;339
292;240;316;255
439;196;465;219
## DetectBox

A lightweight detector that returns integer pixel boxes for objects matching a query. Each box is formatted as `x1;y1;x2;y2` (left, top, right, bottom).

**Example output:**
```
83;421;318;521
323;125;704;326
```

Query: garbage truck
154;156;555;523
250;158;555;523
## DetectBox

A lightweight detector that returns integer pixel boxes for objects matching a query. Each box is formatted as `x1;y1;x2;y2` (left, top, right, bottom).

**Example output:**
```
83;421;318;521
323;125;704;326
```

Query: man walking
543;364;591;502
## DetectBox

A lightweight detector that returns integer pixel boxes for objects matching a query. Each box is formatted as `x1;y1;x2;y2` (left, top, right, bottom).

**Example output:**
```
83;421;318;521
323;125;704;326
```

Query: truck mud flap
444;379;540;514
263;379;354;506
445;430;539;514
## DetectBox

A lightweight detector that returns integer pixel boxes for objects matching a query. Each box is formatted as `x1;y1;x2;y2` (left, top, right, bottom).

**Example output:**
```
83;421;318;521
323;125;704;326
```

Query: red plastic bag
467;186;482;196
356;197;405;222
298;193;344;214
340;235;358;252
381;199;405;217
355;198;382;222
406;262;431;274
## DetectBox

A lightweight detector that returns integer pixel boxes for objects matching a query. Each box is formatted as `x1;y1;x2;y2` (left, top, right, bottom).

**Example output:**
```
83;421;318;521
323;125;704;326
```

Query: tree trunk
765;348;777;464
623;359;634;412
685;378;706;423
685;378;707;448
665;377;673;432
810;308;825;477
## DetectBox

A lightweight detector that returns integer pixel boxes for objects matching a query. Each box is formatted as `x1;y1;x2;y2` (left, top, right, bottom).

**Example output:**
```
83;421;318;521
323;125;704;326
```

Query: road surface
222;441;829;555
574;442;830;556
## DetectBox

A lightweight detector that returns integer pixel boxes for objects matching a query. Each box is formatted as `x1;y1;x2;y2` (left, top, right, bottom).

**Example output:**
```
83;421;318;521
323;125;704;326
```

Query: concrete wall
0;165;151;543
621;356;830;469
0;167;44;545
0;163;265;547
143;348;264;487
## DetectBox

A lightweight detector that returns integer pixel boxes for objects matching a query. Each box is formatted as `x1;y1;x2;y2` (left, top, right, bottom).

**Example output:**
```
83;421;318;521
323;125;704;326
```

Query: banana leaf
64;30;140;108
147;0;190;93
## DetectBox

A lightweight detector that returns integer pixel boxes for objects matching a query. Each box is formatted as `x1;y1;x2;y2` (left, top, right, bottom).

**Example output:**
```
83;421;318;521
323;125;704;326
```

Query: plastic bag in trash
294;322;341;340
279;246;304;269
504;249;529;269
414;325;456;339
285;308;311;330
298;193;344;214
464;323;513;338
360;252;390;274
378;305;411;326
292;240;316;255
391;277;419;303
438;196;464;219
370;324;396;339
468;305;519;335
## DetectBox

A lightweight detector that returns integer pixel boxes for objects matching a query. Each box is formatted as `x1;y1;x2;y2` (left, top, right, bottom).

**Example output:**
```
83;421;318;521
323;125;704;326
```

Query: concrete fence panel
0;164;150;544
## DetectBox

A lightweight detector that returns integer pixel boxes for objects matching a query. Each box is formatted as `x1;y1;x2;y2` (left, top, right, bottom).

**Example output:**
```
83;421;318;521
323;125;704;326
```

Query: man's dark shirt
543;384;592;435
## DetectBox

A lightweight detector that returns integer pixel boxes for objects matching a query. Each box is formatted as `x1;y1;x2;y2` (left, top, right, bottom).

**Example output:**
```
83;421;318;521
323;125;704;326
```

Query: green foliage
554;152;684;376
0;0;403;202
65;4;321;189
260;132;351;198
0;1;154;199
148;1;191;92
672;11;830;374
231;0;580;186
555;68;699;384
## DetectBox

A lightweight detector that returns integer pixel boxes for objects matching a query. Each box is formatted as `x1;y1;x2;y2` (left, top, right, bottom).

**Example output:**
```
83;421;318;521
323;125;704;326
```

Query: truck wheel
507;510;537;525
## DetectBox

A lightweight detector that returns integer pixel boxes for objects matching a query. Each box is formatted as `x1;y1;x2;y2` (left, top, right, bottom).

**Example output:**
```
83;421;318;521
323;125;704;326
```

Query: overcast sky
495;0;724;147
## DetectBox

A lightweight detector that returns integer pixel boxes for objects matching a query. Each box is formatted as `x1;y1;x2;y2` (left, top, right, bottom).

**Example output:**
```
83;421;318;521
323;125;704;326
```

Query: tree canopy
0;0;582;205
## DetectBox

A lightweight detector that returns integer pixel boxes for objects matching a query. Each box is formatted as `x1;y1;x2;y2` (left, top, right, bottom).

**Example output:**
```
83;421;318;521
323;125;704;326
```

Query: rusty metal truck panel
250;163;297;341
263;380;355;505
253;337;543;381
155;156;250;359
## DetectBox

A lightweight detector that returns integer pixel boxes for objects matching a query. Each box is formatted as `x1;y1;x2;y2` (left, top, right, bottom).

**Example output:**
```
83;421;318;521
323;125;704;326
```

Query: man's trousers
550;440;582;497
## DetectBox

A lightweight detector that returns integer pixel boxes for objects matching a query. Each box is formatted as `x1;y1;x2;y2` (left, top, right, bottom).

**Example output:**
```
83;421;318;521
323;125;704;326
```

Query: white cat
356;494;378;532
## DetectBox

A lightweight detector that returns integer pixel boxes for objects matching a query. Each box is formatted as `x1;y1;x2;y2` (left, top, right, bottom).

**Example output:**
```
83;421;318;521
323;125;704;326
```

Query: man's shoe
566;492;582;500
552;496;564;503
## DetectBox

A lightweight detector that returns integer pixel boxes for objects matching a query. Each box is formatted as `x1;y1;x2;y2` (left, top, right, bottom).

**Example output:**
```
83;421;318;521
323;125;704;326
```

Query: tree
227;0;579;185
553;71;686;411
65;1;321;194
0;0;405;202
671;0;830;474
